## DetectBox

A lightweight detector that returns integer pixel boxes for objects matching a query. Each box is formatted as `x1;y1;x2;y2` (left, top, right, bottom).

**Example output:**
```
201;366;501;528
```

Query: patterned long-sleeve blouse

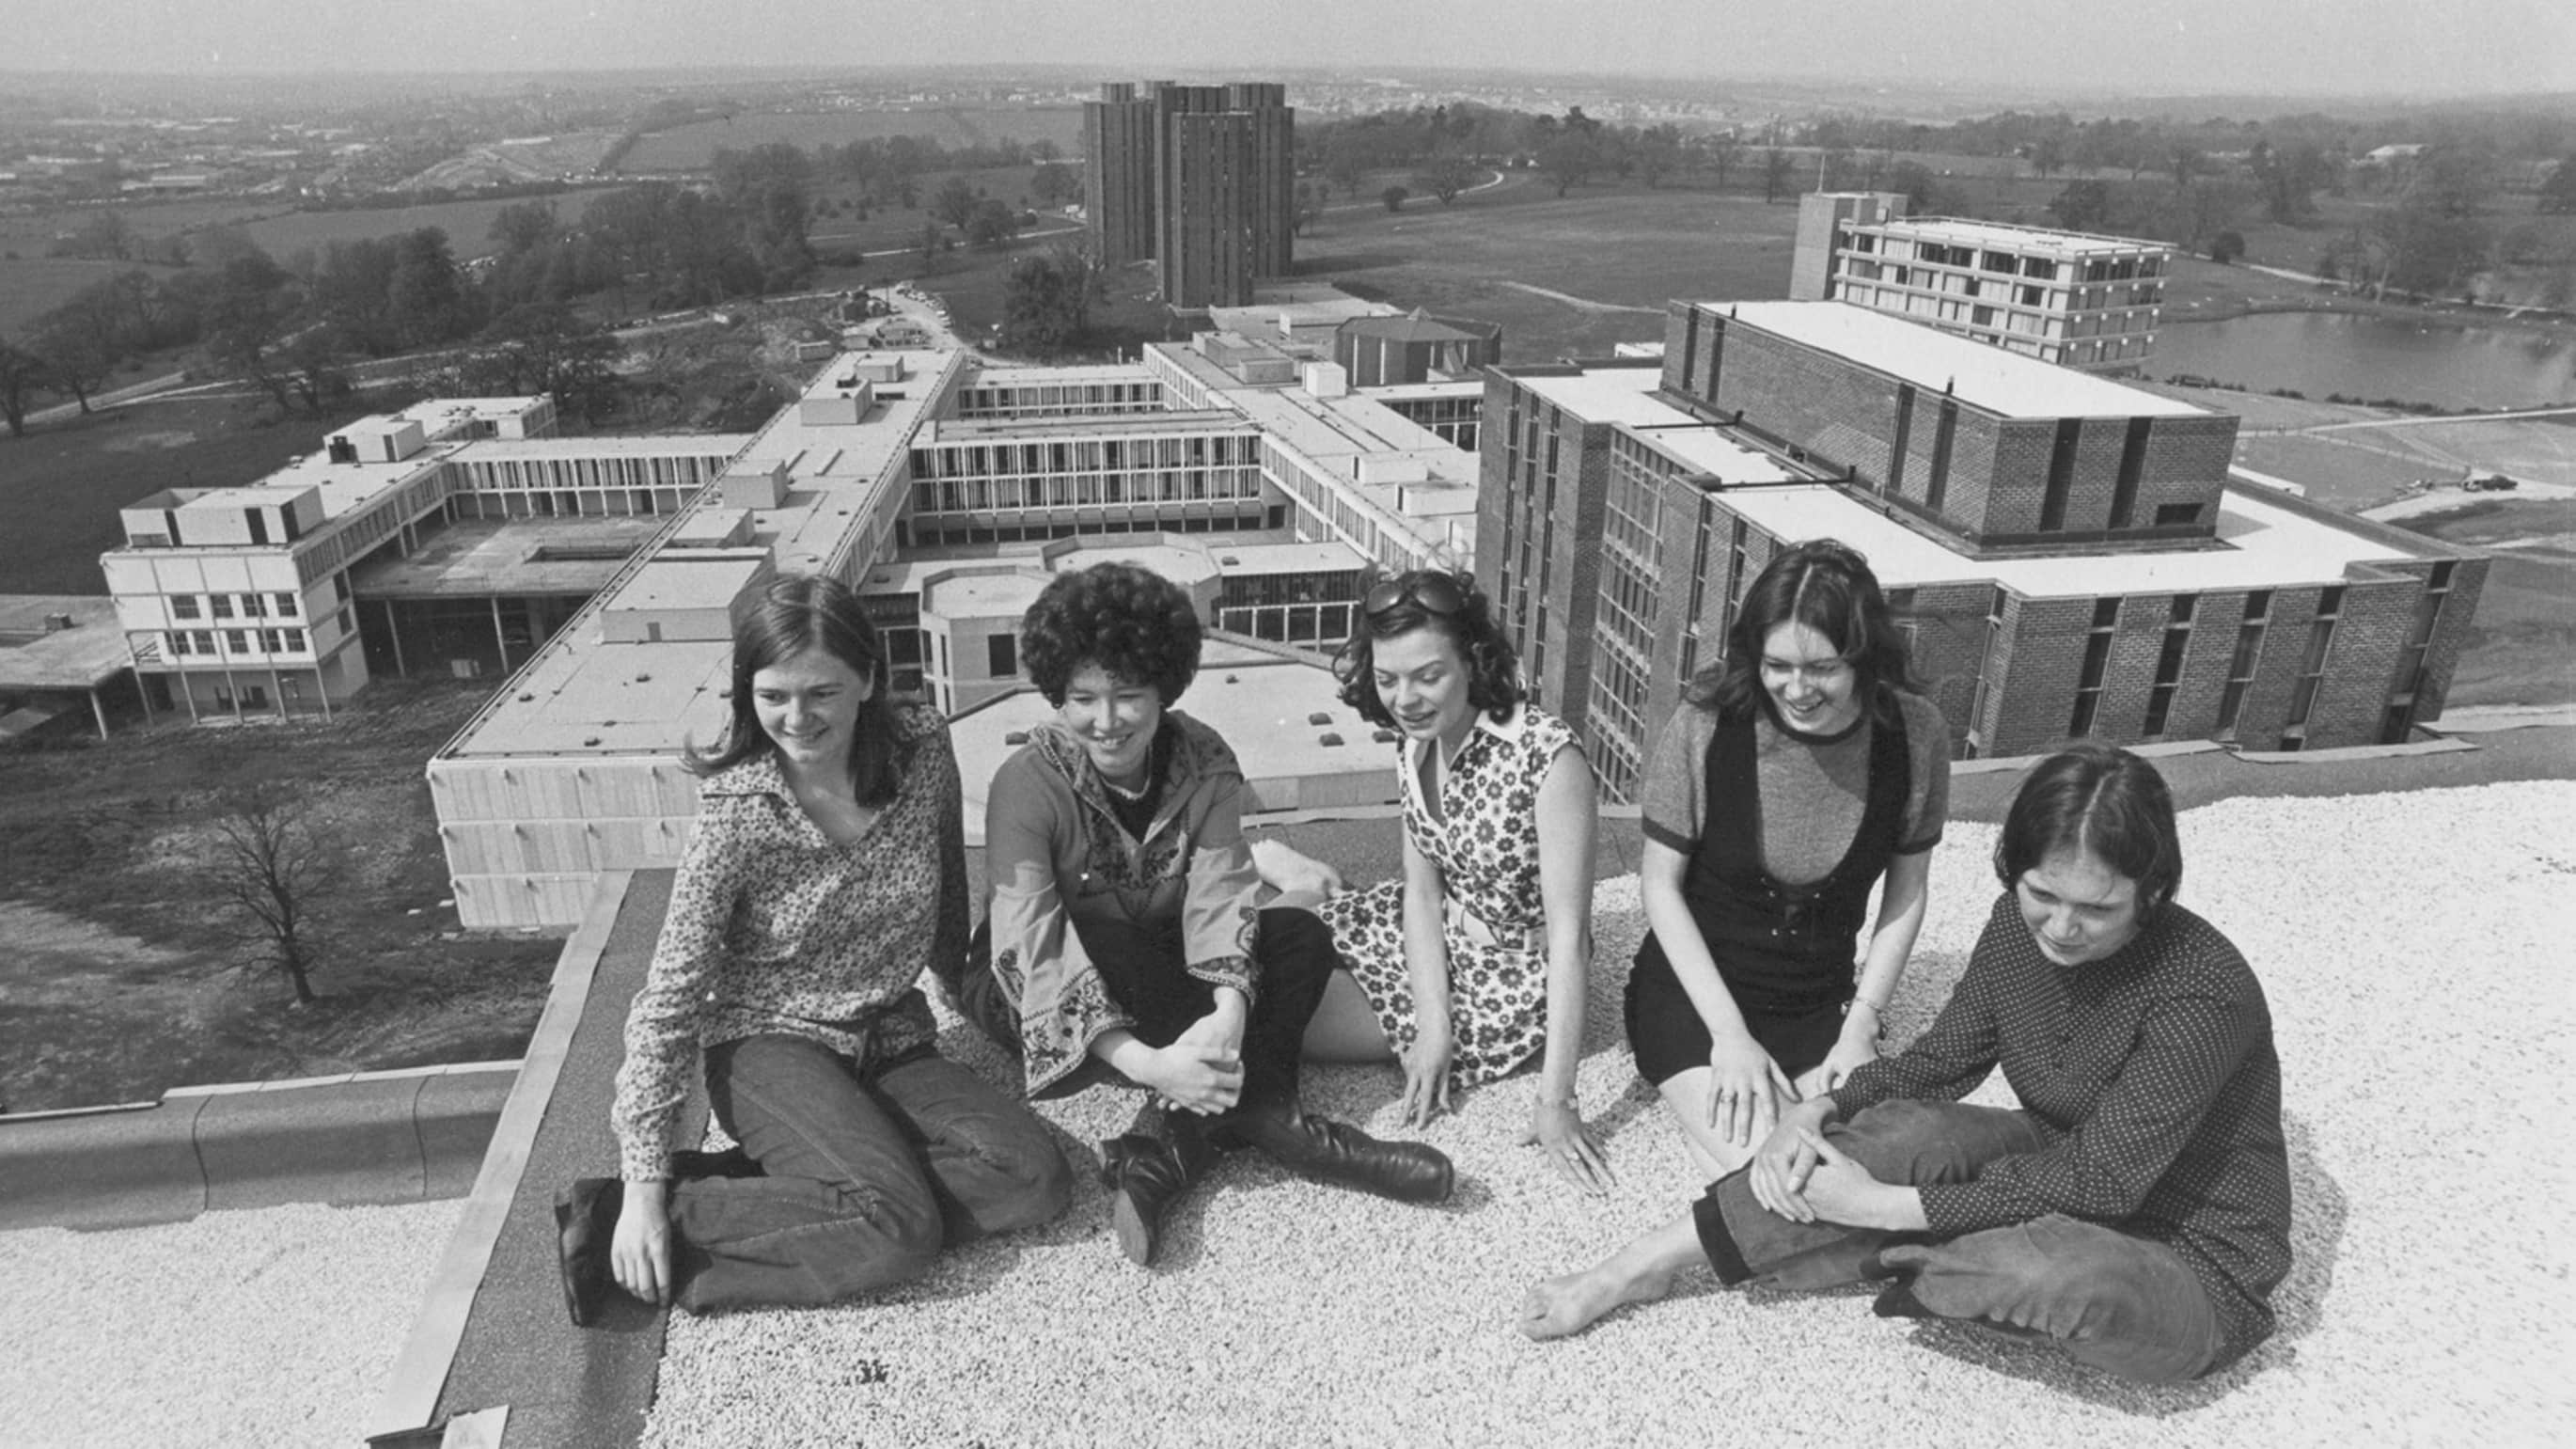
1832;893;2293;1368
609;702;967;1181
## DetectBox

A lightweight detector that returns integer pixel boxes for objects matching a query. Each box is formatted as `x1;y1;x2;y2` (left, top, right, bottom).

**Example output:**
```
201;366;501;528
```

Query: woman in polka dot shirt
1520;743;2291;1385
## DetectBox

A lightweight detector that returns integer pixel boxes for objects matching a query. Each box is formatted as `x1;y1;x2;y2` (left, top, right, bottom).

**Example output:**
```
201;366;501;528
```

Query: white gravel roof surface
0;1199;461;1448
640;783;2574;1447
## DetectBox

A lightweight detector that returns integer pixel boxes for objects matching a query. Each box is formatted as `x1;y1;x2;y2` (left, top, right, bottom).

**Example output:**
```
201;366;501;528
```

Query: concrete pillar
490;596;509;673
316;666;333;724
87;686;108;740
385;599;408;679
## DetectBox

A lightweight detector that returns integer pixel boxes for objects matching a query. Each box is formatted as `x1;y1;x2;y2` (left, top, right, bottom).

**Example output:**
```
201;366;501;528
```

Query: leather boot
1099;1112;1212;1267
1225;1103;1454;1205
957;960;1023;1061
554;1177;623;1328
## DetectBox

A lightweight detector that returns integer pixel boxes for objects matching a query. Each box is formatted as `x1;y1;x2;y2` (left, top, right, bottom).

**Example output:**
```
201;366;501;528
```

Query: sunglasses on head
1363;573;1468;622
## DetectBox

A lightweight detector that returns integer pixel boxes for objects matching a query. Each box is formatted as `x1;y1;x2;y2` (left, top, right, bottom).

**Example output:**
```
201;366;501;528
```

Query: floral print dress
1316;703;1583;1085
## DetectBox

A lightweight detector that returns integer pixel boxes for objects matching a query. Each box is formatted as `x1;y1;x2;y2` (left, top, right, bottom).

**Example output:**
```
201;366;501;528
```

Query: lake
2152;311;2576;411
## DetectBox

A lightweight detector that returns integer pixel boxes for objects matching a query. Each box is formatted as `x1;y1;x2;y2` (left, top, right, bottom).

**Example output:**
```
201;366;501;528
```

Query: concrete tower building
1084;80;1294;310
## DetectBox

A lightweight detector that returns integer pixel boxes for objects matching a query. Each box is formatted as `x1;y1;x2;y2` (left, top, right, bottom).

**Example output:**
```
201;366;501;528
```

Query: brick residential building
1480;301;2484;796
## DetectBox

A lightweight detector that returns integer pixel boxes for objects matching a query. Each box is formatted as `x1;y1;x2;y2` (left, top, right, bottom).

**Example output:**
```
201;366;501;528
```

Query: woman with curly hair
1627;539;1951;1179
1296;568;1612;1195
976;560;1453;1267
552;575;1070;1325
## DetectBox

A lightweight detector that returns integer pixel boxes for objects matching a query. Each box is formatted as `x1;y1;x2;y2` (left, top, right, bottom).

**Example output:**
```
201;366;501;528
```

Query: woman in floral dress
1303;569;1612;1194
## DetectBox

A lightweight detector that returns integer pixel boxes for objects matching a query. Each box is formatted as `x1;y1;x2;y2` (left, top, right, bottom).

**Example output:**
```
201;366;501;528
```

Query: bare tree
212;785;338;1005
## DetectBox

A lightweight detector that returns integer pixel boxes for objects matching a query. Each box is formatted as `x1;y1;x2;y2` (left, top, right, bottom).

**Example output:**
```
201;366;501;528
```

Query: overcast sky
3;0;2568;97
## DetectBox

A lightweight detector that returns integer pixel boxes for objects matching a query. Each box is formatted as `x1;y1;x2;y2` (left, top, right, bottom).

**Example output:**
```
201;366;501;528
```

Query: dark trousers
1075;905;1336;1111
1690;1099;2226;1384
665;1036;1072;1313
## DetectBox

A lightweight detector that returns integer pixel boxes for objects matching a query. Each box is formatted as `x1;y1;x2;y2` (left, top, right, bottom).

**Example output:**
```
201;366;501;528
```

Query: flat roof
345;517;665;598
443;637;732;758
448;434;752;461
1711;480;2420;597
1867;214;2166;257
963;363;1158;386
1708;302;2207;420
919;568;1050;620
239;448;457;523
1506;365;1683;427
616;555;766;613
1205;540;1366;573
921;410;1250;441
1360;380;1486;402
1627;424;1800;484
0;596;128;691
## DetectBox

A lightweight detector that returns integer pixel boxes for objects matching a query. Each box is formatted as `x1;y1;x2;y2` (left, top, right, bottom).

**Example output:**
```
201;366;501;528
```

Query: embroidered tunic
1315;703;1584;1085
982;711;1264;1096
609;704;966;1182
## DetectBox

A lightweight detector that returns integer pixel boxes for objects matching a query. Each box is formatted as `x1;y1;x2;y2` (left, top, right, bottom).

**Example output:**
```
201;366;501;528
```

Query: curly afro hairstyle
1020;561;1202;706
1333;568;1524;729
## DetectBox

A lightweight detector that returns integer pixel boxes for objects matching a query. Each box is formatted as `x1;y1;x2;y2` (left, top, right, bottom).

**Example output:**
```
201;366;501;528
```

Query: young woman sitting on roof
1522;744;2293;1386
554;574;1070;1325
965;560;1454;1267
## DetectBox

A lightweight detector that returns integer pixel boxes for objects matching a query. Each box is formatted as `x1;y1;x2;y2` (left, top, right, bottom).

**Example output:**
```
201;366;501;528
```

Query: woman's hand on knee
1749;1096;1835;1221
1704;1032;1796;1149
610;1180;672;1306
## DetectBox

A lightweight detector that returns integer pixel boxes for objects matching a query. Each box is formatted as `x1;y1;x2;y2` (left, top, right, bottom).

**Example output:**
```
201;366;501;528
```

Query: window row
169;591;300;622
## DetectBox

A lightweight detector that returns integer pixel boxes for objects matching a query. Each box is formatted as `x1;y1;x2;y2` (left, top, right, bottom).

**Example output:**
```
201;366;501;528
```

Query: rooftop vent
1319;732;1345;748
1307;712;1331;726
1005;731;1029;746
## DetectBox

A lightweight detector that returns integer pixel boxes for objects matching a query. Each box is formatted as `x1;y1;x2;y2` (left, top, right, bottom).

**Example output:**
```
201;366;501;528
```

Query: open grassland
228;188;619;261
0;254;170;337
0;676;558;1111
618;106;1087;173
1296;172;1801;361
0;396;362;596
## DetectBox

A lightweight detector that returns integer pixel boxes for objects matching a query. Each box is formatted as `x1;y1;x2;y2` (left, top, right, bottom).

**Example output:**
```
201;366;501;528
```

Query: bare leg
1520;1213;1705;1340
1301;969;1397;1062
1655;1068;1757;1181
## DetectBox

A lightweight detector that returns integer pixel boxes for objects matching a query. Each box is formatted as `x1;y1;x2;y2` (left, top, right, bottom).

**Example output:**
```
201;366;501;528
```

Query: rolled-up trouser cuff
1692;1176;1755;1286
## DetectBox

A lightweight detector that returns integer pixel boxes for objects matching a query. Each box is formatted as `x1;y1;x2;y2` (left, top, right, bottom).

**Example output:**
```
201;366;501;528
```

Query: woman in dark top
1524;745;2293;1385
1629;540;1951;1179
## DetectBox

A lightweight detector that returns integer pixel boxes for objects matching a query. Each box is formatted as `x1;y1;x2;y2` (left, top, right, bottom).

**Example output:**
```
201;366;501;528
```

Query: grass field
0;396;363;595
619;106;1087;173
228;188;620;262
1292;171;1802;361
0;676;559;1111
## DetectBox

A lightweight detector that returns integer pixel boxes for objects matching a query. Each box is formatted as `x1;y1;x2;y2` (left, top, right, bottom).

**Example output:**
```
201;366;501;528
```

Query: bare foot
1518;1262;1675;1341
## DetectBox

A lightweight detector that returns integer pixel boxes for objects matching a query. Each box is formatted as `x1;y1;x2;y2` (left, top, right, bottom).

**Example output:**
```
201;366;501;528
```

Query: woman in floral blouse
974;561;1453;1268
554;575;1069;1325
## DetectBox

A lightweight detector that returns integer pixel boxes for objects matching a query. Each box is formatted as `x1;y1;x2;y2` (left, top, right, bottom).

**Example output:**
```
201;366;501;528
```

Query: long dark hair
1995;742;2183;920
1684;538;1917;726
1333;568;1524;729
689;574;903;805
